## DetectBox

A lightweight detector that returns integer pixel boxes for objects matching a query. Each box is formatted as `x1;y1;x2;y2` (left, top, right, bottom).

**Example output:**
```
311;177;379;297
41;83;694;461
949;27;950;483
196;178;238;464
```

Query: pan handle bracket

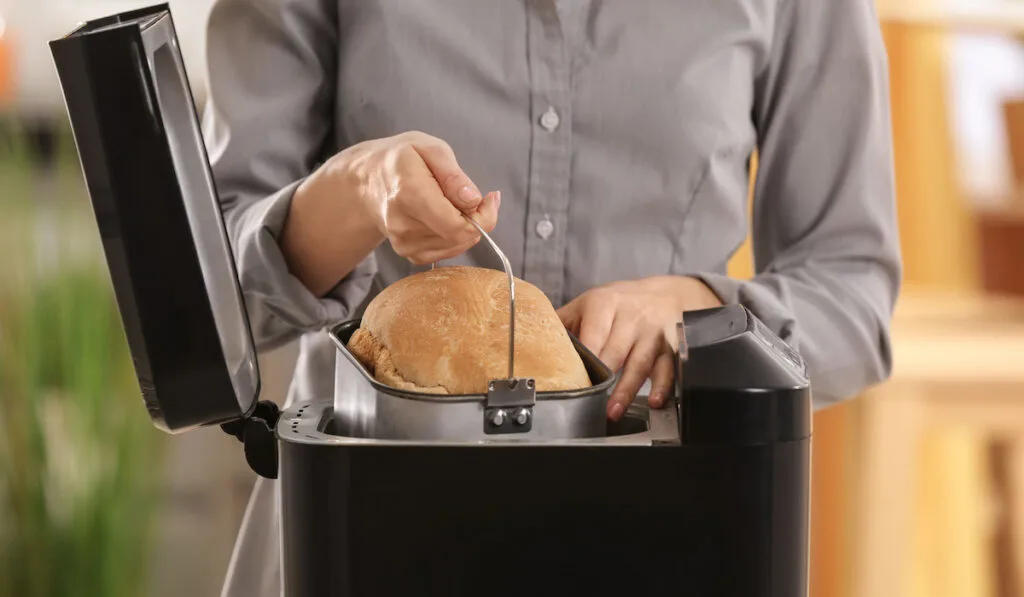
484;378;536;435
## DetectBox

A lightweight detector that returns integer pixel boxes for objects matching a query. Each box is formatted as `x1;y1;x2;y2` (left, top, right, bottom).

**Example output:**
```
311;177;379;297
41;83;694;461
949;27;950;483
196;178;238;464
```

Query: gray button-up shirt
201;1;901;594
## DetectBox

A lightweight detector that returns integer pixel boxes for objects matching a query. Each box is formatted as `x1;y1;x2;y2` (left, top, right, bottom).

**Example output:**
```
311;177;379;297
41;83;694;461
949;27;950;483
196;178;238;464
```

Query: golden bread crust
346;266;592;394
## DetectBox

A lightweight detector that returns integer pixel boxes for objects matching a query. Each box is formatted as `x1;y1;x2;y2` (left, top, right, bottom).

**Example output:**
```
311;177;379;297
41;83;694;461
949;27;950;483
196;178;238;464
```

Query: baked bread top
346;266;592;395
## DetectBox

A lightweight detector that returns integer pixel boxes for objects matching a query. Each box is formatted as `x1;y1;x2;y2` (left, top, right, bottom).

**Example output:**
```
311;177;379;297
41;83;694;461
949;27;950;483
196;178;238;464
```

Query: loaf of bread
346;266;592;394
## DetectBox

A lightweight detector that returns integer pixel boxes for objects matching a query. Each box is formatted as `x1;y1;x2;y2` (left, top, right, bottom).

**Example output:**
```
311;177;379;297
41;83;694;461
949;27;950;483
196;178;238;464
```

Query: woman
201;1;901;594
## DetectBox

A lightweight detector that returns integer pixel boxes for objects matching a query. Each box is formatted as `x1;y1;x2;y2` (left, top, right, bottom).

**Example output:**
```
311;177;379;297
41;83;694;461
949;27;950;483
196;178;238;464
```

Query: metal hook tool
430;211;534;434
463;214;535;434
461;215;516;381
433;215;516;380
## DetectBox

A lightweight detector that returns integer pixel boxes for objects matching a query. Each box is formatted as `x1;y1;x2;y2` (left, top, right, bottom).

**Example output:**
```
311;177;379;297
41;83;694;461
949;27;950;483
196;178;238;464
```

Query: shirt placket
524;0;572;306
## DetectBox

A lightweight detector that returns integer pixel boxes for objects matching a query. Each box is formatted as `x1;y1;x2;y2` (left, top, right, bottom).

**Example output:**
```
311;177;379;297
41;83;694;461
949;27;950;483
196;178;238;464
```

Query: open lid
49;4;261;433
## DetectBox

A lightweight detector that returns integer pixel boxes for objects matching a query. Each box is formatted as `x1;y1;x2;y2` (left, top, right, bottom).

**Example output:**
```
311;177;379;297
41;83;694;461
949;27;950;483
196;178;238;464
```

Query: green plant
0;124;164;597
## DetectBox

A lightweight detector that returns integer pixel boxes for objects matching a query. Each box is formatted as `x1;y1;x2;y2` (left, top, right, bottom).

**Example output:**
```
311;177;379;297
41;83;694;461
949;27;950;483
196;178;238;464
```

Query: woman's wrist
280;158;385;297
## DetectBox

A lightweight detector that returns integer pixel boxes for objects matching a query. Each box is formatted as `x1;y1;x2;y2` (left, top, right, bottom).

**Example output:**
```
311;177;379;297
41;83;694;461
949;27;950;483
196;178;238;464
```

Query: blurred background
0;1;1023;596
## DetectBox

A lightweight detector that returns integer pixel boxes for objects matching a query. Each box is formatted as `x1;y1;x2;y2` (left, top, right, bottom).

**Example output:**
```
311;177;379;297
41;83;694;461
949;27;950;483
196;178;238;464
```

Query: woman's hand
282;131;499;295
556;276;722;421
346;131;500;263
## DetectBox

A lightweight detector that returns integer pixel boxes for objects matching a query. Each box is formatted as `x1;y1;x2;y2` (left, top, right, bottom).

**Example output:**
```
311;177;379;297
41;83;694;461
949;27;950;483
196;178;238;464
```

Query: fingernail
608;402;624;421
458;185;479;207
648;392;662;408
494;190;502;211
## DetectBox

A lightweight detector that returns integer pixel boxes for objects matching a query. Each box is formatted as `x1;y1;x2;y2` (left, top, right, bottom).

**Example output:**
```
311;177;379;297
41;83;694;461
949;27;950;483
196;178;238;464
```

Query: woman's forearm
279;159;384;297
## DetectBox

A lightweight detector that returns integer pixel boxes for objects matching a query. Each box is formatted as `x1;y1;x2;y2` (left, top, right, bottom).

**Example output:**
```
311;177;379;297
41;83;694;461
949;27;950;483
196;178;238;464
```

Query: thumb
409;136;483;212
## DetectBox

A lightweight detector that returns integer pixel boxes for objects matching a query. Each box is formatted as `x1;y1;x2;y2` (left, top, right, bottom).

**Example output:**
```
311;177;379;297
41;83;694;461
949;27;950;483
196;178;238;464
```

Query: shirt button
539;107;560;132
535;218;555;240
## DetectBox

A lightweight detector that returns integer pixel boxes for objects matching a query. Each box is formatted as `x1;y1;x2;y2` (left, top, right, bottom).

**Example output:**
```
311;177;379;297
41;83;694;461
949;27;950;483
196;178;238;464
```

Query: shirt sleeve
200;0;377;351
696;0;903;408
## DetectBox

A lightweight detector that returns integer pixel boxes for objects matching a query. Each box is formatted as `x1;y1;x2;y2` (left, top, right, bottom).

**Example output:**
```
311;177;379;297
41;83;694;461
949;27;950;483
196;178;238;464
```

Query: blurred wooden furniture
0;27;12;107
881;17;979;290
809;403;855;597
991;438;1024;597
978;205;1024;299
852;288;1024;597
848;7;1014;597
1007;100;1024;200
876;0;1024;36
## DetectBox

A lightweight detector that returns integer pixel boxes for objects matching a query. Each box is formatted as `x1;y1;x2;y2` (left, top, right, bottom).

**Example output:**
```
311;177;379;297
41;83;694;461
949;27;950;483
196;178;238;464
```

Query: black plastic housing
277;303;813;597
278;412;810;596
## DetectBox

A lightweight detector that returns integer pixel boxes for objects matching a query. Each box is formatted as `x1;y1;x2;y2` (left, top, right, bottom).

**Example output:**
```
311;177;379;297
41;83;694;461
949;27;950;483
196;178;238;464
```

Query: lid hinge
221;400;280;479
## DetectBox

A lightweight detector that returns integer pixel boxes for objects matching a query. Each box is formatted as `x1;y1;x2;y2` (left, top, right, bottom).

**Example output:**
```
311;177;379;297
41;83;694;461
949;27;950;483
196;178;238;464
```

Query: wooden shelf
877;1;1024;36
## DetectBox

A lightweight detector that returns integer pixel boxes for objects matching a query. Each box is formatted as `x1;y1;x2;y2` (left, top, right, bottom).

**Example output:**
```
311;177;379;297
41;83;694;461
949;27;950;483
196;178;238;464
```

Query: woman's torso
282;0;772;406
226;2;778;594
335;0;765;300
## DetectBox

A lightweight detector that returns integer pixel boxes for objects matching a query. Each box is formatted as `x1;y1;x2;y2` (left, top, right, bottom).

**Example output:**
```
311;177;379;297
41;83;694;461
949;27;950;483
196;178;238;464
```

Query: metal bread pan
327;319;618;441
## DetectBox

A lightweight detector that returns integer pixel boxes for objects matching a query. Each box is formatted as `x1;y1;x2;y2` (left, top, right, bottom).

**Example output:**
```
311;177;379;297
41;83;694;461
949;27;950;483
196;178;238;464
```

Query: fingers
390;190;501;263
647;351;675;409
472;191;500;233
576;299;617;360
598;313;639;373
400;178;478;244
345;131;504;269
556;299;582;335
405;132;484;212
394;134;501;251
608;334;662;421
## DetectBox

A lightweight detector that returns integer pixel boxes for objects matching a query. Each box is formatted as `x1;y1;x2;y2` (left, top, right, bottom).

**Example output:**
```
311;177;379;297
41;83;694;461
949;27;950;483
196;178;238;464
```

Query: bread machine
49;5;813;596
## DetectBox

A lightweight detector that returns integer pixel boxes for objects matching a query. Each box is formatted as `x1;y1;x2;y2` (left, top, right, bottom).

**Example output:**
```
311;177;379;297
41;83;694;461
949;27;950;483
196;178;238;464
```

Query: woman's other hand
281;131;499;295
557;276;722;421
